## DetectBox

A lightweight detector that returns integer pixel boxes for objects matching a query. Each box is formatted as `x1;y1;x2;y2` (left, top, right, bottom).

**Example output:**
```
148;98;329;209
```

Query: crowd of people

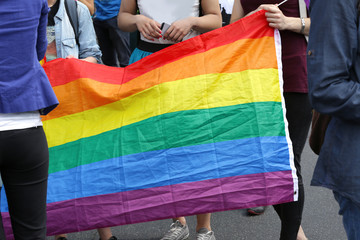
0;0;359;239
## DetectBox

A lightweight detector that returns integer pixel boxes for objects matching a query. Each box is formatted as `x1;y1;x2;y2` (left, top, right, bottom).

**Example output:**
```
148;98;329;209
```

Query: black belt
137;40;173;53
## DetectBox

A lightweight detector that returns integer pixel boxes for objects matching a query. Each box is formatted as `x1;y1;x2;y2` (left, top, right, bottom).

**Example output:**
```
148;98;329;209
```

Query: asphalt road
43;138;346;240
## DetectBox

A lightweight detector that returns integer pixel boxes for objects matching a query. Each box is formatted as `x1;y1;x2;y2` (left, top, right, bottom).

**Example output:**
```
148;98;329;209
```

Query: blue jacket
307;0;360;206
0;0;58;115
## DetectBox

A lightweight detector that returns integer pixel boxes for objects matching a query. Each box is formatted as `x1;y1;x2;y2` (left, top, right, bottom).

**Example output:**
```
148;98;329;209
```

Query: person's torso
48;0;80;59
241;0;308;93
137;0;201;44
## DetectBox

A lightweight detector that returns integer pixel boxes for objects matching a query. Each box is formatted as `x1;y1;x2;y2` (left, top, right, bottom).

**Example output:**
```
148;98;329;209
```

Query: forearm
81;56;97;63
117;0;139;32
283;17;310;35
117;12;140;32
191;14;222;33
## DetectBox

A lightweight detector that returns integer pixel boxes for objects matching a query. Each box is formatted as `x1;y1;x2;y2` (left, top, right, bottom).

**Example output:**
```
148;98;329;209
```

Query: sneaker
196;228;216;240
247;206;266;215
160;220;189;240
99;237;118;240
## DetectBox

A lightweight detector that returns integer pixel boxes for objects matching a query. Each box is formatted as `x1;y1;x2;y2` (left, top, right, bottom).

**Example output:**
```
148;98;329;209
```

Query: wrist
188;16;197;30
300;17;305;34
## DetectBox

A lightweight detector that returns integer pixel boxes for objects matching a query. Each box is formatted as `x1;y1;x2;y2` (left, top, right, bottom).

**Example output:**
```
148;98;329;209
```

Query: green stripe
49;102;285;173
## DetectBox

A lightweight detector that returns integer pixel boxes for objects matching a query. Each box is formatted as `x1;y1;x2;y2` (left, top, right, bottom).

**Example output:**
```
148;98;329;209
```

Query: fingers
258;4;278;12
258;4;286;30
137;15;161;41
164;26;187;42
163;19;192;43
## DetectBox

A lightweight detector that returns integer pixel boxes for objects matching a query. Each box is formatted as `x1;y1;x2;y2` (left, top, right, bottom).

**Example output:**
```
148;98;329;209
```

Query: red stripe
45;11;271;88
125;10;271;83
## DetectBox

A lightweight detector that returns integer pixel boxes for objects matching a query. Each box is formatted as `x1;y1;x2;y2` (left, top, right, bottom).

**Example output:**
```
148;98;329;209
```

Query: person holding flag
231;1;310;240
117;1;222;239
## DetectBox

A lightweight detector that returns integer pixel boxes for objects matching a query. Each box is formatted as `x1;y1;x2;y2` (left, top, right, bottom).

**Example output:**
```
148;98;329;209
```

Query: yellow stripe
44;69;281;148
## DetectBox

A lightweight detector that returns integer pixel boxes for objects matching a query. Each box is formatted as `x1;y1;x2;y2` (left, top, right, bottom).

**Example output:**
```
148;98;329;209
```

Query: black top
48;0;60;26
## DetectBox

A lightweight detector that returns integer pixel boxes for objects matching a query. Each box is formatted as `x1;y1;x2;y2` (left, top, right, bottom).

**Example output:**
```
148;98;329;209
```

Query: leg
273;93;312;240
297;225;308;240
196;214;215;239
334;191;360;240
273;186;304;240
93;19;118;67
172;217;187;226
196;213;211;232
97;227;113;240
1;127;49;240
107;17;131;67
54;234;68;240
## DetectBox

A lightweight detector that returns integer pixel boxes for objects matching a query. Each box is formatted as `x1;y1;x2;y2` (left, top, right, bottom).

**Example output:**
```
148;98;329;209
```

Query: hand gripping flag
1;10;297;238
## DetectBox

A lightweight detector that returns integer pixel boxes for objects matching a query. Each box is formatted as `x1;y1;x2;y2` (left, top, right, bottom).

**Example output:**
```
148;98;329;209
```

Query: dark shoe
247;206;266;215
99;237;118;240
57;238;68;240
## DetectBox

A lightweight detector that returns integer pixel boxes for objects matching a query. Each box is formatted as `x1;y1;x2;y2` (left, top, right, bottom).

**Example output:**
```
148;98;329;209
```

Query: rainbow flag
1;11;296;238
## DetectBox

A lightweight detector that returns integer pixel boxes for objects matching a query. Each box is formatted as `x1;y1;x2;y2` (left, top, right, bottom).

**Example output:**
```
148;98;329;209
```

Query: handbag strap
298;0;308;42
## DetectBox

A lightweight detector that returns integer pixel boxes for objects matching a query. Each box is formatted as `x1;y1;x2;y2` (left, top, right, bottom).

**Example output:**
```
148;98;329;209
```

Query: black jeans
0;127;49;240
93;17;131;67
273;92;312;240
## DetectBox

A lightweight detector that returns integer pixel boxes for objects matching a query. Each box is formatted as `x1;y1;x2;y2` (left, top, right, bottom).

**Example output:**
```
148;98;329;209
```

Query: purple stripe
2;171;295;238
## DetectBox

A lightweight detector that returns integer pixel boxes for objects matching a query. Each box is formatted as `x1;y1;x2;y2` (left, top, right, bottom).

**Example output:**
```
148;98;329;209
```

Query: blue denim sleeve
77;2;102;62
36;0;49;61
307;0;360;122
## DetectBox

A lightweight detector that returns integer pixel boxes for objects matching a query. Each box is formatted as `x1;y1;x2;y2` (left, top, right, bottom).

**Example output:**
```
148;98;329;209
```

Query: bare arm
230;0;245;23
260;4;310;35
66;55;97;63
78;0;94;15
193;0;222;33
230;1;310;36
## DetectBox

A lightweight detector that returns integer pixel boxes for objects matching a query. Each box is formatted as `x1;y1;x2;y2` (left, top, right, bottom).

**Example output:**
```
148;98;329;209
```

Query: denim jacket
54;0;102;62
307;0;360;206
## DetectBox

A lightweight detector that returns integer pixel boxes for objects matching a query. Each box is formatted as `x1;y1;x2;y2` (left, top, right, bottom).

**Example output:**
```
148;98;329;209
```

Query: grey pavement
44;138;346;240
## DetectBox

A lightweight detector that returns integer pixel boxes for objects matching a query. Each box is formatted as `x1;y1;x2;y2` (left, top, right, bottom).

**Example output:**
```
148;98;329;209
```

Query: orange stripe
43;36;277;121
45;11;272;88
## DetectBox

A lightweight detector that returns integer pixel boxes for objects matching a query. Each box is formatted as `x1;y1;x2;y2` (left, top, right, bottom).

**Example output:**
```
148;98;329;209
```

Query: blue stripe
43;136;291;204
0;136;291;211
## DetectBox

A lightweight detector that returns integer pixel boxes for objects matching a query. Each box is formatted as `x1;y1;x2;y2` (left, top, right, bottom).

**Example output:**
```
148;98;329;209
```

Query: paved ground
43;139;346;240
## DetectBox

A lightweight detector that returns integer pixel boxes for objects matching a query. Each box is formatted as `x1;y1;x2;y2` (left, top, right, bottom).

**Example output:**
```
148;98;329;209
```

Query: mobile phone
161;22;171;36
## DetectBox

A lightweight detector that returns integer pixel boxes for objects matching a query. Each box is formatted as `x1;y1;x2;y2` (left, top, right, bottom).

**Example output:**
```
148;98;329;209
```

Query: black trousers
93;17;131;67
0;127;49;240
273;92;312;240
